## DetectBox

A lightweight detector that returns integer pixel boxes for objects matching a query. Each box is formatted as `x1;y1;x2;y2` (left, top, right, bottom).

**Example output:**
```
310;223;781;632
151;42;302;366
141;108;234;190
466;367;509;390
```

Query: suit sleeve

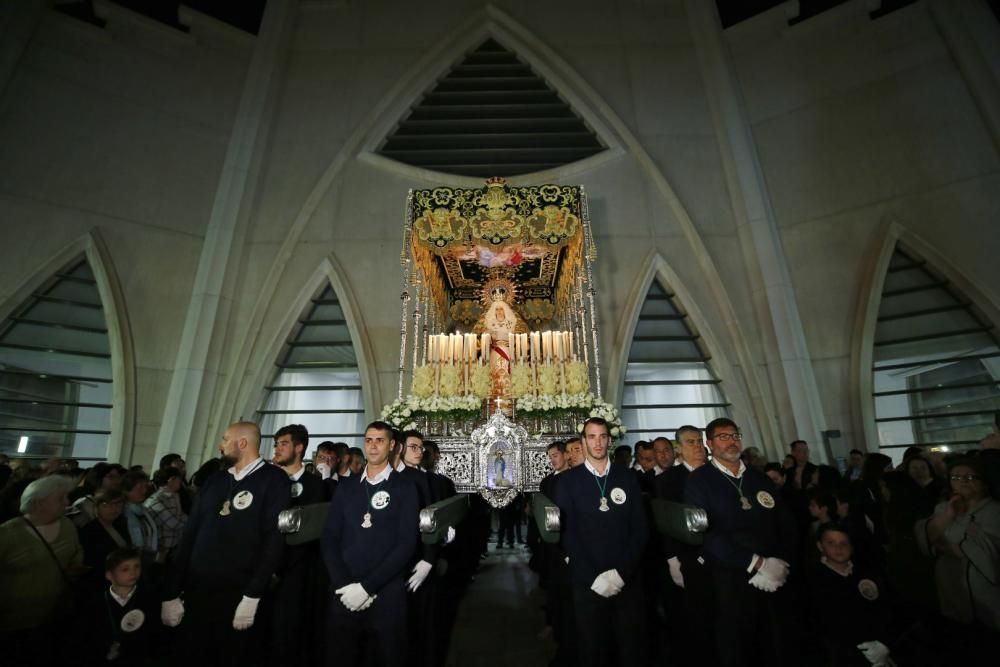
244;473;290;597
162;477;213;599
684;472;755;571
320;491;352;590
619;472;649;579
360;483;419;593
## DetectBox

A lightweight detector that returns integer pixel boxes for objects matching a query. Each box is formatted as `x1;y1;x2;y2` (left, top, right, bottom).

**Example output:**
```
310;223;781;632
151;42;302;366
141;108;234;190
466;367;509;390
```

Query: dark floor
445;544;555;667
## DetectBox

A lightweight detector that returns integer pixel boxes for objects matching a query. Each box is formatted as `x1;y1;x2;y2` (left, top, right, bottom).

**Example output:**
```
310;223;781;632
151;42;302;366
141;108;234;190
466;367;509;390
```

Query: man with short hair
553;418;648;667
347;447;365;476
684;418;797;667
653;436;675;472
655;425;714;666
565;437;585;468
789;440;815;491
633;440;657;495
321;422;419;667
844;449;864;481
161;422;290;667
271;424;327;665
540;441;574;666
145;467;187;565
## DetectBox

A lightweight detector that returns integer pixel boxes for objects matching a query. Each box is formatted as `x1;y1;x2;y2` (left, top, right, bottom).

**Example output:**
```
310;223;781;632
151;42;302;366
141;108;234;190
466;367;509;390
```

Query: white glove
759;557;790;587
232;596;259;630
858;641;890;666
336;583;371;611
667;557;684;588
161;598;184;627
748;569;780;592
445;526;456;544
316;462;331;479
590;569;625;598
408;560;433;592
356;594;376;611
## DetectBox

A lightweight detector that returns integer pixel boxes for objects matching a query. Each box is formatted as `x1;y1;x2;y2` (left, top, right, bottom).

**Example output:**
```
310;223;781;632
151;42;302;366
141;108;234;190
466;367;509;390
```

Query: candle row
510;331;575;363
425;330;576;365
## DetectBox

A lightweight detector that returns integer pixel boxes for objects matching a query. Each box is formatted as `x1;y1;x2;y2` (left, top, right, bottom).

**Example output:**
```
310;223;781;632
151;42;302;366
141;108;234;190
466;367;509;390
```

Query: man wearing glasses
684;417;796;667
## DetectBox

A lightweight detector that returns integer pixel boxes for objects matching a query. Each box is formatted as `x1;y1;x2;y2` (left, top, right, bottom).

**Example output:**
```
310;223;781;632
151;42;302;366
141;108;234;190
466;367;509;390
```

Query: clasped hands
335;583;376;611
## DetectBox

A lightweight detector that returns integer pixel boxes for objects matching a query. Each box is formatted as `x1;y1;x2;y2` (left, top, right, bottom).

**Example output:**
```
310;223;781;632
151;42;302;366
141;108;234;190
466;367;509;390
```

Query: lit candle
481;333;490;365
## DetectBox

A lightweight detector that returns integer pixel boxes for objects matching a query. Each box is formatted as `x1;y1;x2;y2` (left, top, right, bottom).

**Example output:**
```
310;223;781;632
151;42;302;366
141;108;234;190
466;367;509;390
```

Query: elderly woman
0;475;84;655
916;458;1000;631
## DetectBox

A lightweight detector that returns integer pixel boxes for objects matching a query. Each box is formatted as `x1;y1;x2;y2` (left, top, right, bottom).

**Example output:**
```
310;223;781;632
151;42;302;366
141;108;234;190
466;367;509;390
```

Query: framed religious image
473;411;528;507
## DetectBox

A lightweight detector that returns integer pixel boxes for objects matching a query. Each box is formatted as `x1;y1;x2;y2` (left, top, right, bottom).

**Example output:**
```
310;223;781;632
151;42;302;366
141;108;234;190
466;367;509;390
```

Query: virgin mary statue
473;287;528;412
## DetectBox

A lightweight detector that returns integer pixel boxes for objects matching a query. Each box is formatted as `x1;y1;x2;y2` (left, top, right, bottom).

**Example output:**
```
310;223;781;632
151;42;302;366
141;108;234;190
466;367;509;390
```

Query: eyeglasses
710;433;742;442
949;474;982;483
406;444;425;452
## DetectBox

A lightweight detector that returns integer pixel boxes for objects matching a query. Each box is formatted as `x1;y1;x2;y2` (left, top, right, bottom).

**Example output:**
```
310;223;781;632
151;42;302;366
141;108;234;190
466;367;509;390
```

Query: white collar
109;584;137;606
683;461;696;472
632;462;642;471
820;557;853;577
405;462;425;473
229;457;265;481
711;458;746;479
363;464;392;485
394;460;405;473
653;464;665;475
340;469;352;478
288;466;305;482
585;458;611;478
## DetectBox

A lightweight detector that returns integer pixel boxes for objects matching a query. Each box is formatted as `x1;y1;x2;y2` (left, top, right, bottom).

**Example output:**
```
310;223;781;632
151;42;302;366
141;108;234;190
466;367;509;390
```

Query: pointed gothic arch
609;253;749;449
0;231;135;464
238;259;377;460
854;225;1000;460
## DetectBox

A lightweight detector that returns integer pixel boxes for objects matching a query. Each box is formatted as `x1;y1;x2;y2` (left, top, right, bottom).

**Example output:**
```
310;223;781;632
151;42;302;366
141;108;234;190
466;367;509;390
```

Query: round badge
121;609;145;632
610;487;627;505
371;490;391;510
233;490;254;510
858;579;879;601
290;482;303;498
756;491;775;509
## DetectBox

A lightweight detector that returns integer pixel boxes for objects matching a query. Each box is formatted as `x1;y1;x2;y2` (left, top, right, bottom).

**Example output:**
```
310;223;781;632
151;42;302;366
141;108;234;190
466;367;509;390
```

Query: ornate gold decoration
479;271;518;306
527;205;579;248
414;207;469;252
449;299;481;325
520;298;555;322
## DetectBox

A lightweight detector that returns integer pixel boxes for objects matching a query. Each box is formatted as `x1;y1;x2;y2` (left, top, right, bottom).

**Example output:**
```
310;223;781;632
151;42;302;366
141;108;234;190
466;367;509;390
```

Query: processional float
381;177;624;508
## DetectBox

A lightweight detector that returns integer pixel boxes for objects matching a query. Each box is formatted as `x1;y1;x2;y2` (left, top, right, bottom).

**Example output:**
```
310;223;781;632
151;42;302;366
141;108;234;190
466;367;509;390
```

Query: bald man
161;422;290;667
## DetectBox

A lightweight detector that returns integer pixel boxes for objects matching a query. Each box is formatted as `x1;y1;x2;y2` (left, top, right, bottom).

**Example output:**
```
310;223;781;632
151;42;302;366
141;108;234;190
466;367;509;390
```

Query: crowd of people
0;418;998;667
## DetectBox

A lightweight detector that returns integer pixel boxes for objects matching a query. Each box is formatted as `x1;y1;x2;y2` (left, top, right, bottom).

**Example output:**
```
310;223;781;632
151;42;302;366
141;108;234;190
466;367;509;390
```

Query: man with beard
161;422;290;667
553;418;648;667
564;437;585;469
684;418;796;667
271;424;326;666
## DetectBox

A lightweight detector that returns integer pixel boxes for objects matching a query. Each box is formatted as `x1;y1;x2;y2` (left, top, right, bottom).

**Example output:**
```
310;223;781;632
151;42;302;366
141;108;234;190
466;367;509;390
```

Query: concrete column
928;0;1000;155
686;0;829;459
154;0;296;464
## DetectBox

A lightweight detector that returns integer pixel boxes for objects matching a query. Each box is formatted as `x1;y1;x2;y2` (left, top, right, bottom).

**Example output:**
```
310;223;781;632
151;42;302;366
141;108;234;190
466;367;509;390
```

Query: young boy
808;523;895;666
79;546;158;665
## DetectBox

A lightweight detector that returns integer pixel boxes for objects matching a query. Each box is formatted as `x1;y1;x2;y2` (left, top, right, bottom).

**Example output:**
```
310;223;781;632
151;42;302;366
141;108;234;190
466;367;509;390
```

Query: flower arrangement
470;365;491;399
565;360;590;394
537;363;559;395
438;366;461;397
515;391;627;439
380;394;482;431
511;365;534;398
411;364;435;398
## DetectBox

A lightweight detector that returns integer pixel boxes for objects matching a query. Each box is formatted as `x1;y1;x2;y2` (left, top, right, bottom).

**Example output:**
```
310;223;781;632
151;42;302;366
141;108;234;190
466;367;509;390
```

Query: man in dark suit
270;424;326;666
654;425;715;667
